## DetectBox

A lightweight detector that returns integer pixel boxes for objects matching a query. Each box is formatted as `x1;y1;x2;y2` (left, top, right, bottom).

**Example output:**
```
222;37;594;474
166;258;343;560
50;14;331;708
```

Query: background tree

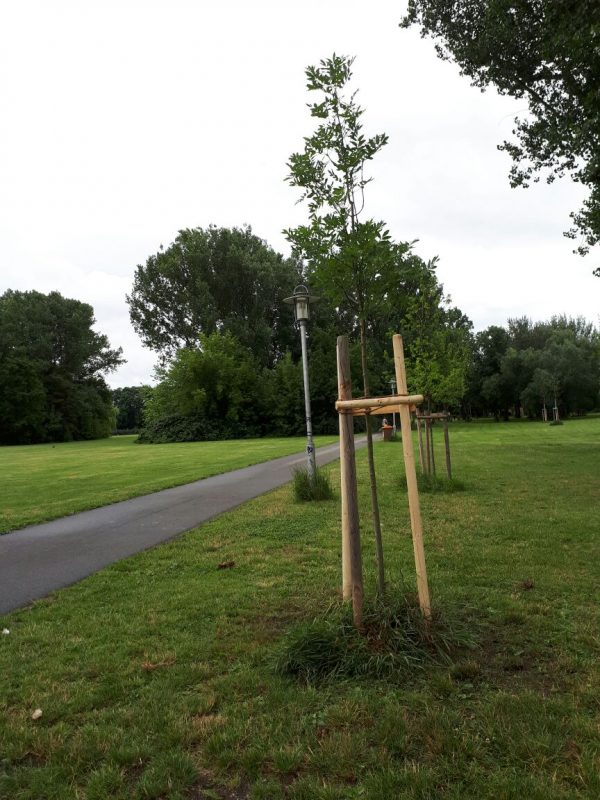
112;386;148;432
399;261;472;410
140;332;266;443
464;325;511;418
127;226;302;366
0;290;123;444
465;316;599;418
402;1;600;273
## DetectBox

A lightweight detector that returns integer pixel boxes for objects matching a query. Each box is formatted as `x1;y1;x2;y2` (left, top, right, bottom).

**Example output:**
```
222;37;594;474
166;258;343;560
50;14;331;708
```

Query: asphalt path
0;438;366;615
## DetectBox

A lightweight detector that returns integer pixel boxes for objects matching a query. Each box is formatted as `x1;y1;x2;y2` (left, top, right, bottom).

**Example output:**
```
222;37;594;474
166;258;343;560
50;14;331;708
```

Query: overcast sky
1;0;598;387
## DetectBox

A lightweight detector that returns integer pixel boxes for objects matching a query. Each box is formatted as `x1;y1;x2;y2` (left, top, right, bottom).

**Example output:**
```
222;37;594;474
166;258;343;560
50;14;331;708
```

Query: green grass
1;418;599;798
0;435;337;533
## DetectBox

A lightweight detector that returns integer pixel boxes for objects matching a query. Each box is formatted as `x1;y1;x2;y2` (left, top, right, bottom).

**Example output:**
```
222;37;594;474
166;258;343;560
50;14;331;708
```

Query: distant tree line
122;226;599;443
464;316;600;420
2;231;598;447
125;226;475;443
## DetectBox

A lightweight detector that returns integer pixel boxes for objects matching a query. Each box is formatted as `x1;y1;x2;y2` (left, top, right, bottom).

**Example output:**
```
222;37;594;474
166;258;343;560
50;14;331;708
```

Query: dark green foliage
465;316;600;419
276;594;477;683
292;467;334;502
127;225;302;365
138;325;346;443
0;290;123;444
137;413;260;444
402;1;600;272
112;386;148;432
140;332;267;443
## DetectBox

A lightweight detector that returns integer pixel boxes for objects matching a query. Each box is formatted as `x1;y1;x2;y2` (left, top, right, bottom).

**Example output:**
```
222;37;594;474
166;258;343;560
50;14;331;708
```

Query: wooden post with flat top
416;414;425;472
393;334;431;618
336;336;364;628
443;415;452;479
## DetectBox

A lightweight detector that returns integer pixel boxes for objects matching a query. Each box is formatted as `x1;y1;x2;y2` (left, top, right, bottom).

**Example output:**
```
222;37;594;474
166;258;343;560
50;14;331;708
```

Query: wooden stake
425;417;432;476
393;334;431;619
429;419;436;478
443;415;452;480
417;414;425;472
336;336;363;628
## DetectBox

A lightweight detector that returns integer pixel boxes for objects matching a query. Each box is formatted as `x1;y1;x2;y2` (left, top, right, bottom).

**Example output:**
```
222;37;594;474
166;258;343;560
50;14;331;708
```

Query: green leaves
0;290;123;444
285;53;395;329
403;0;600;269
127;226;302;366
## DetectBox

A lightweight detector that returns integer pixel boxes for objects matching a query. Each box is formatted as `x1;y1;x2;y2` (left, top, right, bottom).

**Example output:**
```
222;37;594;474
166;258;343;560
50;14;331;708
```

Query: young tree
402;1;600;273
285;54;397;594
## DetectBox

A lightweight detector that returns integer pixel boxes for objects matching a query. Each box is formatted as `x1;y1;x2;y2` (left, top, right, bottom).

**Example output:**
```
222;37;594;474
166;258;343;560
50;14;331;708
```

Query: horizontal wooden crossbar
348;404;419;417
336;394;424;415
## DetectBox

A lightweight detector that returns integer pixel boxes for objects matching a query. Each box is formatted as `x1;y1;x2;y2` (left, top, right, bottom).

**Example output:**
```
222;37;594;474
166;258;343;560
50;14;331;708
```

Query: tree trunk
359;317;385;596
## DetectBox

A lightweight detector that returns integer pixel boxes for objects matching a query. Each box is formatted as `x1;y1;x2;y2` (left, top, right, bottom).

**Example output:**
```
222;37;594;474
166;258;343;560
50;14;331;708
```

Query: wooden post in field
443;415;452;480
429;419;436;478
393;334;431;619
416;414;425;472
336;336;364;628
425;417;432;476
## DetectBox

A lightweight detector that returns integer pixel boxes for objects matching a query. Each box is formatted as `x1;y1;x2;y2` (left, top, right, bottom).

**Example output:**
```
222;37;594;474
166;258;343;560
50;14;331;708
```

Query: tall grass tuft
416;473;466;493
275;592;478;683
292;467;334;502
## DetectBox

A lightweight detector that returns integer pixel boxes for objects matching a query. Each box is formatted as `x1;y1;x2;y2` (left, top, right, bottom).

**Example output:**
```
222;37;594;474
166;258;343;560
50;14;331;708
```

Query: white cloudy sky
1;0;598;387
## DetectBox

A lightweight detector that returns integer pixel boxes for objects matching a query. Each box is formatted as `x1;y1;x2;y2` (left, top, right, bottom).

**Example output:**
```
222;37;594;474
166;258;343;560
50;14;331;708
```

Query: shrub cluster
137;414;261;444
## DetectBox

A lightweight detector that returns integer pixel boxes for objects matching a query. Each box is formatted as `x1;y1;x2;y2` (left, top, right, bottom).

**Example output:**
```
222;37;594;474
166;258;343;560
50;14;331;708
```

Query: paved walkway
0;438;366;615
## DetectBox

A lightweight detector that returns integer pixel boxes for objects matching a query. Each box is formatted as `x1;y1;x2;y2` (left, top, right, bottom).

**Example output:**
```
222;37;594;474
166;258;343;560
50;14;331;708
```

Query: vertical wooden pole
429;419;436;478
425;418;432;476
393;334;431;619
416;414;425;472
443;415;452;480
336;336;364;628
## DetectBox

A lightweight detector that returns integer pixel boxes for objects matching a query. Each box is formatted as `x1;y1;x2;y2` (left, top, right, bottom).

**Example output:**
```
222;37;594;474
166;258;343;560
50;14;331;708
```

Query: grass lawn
0;435;338;534
1;418;599;799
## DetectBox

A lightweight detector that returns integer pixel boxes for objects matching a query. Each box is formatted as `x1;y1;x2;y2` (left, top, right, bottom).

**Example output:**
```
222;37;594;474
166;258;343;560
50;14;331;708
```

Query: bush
137;414;260;444
292;467;334;502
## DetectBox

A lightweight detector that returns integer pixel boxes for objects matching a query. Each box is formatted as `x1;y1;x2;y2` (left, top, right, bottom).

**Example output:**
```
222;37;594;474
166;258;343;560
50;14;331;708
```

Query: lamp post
390;377;397;435
284;284;319;481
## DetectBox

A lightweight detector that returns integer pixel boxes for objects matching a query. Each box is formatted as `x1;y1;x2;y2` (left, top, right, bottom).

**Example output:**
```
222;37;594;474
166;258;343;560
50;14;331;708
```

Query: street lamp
283;284;319;481
389;377;397;435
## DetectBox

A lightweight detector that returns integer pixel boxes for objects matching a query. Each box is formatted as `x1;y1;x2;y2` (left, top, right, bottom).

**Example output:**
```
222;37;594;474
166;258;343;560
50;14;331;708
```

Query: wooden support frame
416;411;452;480
335;394;423;414
335;333;431;621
